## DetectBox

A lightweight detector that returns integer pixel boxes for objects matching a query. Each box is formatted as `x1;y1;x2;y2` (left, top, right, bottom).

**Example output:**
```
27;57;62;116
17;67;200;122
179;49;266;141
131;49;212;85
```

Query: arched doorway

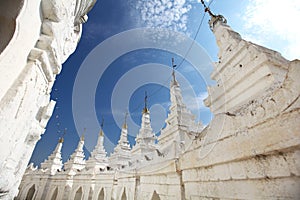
50;187;58;200
97;188;104;200
74;187;83;200
25;184;35;200
151;190;161;200
121;188;126;200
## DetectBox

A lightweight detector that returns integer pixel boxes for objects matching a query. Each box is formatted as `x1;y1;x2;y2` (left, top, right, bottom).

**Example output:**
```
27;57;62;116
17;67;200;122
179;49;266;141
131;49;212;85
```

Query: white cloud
135;0;192;32
242;0;300;60
184;91;208;112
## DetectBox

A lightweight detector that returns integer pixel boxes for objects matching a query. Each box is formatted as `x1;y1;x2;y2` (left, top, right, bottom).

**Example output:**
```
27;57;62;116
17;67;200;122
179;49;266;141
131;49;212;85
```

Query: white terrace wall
134;160;182;200
0;0;96;199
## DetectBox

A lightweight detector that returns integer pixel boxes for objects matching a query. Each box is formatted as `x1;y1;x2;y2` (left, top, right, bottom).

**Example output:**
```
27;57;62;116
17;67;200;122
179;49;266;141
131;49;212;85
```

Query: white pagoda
158;61;203;157
108;115;131;170
131;95;157;163
63;135;86;175
85;128;108;171
40;138;64;175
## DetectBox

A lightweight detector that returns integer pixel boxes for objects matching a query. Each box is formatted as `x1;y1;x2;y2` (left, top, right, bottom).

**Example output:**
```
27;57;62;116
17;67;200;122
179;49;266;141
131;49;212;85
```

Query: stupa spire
63;131;86;174
86;121;108;171
118;112;130;149
132;95;157;160
158;58;203;155
169;58;185;109
40;137;63;175
109;112;131;169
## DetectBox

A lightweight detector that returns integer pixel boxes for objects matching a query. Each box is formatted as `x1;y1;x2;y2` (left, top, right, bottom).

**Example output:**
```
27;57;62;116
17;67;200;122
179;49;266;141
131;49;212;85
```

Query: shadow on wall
0;0;24;54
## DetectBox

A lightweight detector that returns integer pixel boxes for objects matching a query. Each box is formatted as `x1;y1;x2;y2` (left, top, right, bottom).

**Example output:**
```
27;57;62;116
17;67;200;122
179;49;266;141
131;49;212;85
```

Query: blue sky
30;0;300;166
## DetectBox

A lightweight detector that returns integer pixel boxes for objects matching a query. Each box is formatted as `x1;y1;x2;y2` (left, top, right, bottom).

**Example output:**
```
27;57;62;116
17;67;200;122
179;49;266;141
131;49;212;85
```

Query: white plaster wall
0;0;42;101
0;0;96;198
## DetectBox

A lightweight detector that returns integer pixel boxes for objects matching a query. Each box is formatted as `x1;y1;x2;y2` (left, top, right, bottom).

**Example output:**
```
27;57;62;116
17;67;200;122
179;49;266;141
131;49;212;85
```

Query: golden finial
81;128;86;141
80;135;85;141
58;128;66;143
123;112;128;129
142;91;149;114
99;129;104;136
99;117;104;136
58;137;64;143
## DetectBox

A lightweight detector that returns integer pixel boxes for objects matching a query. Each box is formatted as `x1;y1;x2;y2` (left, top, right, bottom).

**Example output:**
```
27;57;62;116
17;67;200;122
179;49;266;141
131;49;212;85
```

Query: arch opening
74;187;83;200
97;188;104;200
121;188;126;200
25;184;35;200
50;187;58;200
151;190;161;200
88;187;93;200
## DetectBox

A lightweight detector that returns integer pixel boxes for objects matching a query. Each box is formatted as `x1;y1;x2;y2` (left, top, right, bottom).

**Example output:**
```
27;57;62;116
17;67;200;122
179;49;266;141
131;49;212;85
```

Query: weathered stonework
16;15;300;200
0;0;96;199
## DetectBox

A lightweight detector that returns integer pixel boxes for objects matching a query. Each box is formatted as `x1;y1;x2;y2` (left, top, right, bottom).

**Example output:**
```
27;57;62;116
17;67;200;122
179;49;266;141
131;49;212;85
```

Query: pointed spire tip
171;58;178;85
123;112;128;129
81;128;86;141
80;135;85;141
99;129;104;137
143;91;149;114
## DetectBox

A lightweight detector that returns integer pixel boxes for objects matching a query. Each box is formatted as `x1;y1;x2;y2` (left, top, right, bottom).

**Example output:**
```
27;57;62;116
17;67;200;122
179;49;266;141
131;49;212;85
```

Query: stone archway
97;188;104;200
151;190;161;200
74;187;83;200
25;184;35;200
50;187;58;200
